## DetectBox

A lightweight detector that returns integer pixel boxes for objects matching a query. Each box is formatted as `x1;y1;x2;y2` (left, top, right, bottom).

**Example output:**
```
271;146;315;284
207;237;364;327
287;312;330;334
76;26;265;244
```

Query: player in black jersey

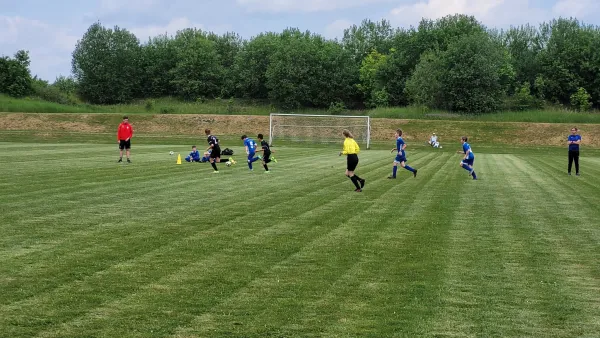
205;129;222;173
256;134;277;172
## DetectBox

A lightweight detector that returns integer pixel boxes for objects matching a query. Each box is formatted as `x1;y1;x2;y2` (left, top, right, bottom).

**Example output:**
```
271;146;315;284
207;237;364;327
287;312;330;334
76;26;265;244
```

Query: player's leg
568;150;574;175
401;160;417;177
185;156;192;162
389;158;399;179
118;142;124;162
574;151;580;175
262;156;271;172
125;140;131;163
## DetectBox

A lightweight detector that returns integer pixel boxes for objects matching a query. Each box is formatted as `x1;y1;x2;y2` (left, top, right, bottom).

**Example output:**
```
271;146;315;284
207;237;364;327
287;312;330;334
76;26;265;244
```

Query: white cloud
324;19;353;39
0;16;79;80
236;0;390;13
389;0;551;28
100;0;159;12
553;0;599;18
130;17;204;40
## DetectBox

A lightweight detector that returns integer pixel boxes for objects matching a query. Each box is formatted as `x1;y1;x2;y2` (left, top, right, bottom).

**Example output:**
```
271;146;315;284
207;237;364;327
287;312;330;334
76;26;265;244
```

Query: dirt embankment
0;113;598;147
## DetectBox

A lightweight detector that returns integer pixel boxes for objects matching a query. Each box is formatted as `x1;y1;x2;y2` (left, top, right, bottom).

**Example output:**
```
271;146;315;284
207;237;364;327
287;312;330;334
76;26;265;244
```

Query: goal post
269;113;371;149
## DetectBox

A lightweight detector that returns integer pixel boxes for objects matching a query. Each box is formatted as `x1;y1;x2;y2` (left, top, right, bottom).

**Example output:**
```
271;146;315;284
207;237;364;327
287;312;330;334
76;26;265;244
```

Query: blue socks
392;166;398;177
405;165;416;173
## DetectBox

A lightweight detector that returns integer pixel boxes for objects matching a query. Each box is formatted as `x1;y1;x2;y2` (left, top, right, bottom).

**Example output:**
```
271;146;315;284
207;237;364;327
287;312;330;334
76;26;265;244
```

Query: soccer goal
269;113;371;149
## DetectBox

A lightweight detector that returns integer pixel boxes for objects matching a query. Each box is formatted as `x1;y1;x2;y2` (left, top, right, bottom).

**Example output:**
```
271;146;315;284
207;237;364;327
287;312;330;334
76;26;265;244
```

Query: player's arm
401;144;407;151
340;140;348;156
463;149;471;159
128;126;133;141
573;137;582;144
390;147;397;153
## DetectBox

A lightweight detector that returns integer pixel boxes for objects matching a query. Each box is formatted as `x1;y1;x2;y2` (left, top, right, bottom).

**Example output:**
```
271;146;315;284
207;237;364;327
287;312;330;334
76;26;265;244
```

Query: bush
145;99;154;111
33;83;78;105
502;82;543;111
328;101;346;115
570;87;592;111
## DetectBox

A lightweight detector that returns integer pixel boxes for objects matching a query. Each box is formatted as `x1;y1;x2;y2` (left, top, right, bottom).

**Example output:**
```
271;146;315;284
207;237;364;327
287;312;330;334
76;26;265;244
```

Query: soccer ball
169;151;174;155
226;161;232;167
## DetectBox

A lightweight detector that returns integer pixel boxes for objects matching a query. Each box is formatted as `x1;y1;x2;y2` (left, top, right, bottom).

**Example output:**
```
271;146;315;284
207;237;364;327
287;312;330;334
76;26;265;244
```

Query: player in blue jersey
388;129;418;179
185;146;201;162
567;127;581;176
242;135;260;171
458;136;477;180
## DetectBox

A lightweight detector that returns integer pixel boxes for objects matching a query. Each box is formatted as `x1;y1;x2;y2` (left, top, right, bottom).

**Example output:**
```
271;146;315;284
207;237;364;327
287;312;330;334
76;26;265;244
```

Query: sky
1;0;599;81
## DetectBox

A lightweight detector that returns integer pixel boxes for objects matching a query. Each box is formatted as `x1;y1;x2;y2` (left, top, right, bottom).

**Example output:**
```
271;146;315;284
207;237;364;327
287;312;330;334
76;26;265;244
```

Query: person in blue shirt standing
458;136;477;180
242;135;260;171
388;129;418;179
568;127;582;176
185;145;201;162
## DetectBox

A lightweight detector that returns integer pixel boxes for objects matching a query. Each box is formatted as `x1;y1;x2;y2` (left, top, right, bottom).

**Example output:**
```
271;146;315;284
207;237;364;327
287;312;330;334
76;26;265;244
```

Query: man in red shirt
117;116;133;163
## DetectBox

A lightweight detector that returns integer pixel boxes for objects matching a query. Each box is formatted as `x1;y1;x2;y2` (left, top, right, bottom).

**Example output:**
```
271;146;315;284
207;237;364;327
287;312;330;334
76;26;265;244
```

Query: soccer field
1;143;599;338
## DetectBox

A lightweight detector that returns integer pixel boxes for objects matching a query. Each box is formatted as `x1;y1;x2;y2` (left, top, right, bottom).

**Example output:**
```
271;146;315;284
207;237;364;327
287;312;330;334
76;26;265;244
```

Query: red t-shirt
117;122;133;141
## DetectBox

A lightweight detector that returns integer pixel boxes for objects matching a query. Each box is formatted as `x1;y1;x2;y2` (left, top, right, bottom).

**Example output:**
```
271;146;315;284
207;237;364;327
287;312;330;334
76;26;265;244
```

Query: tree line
2;15;600;114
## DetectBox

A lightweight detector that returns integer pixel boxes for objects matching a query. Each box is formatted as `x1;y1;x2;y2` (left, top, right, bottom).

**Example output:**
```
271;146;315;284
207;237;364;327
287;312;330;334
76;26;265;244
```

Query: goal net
269;114;371;149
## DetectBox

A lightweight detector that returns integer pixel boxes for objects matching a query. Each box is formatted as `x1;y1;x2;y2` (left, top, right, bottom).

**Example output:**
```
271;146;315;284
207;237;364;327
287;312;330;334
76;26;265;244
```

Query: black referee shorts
119;139;131;150
347;154;359;171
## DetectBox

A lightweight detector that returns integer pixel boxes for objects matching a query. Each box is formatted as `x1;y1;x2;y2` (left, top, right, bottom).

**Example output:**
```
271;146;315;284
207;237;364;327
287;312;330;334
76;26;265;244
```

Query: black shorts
119;139;131;150
210;146;221;158
263;152;271;163
347;154;359;171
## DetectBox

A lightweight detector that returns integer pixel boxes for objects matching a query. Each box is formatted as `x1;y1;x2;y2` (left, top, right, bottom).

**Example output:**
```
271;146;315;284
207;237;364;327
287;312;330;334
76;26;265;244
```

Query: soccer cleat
387;176;396;179
117;158;122;163
212;171;219;174
257;155;263;160
127;159;131;163
354;188;362;192
272;157;278;163
576;173;580;176
568;172;572;176
413;169;418;178
264;170;271;174
360;179;365;188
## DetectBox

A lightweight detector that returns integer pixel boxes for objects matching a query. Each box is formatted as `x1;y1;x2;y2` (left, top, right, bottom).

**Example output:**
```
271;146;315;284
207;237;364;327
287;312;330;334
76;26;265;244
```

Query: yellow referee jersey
342;137;360;155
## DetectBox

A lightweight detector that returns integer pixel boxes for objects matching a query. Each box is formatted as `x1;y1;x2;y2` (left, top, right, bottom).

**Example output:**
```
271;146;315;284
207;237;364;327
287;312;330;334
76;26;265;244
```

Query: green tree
570;87;592;111
140;34;178;98
342;19;395;63
171;28;224;100
357;50;388;107
234;32;280;99
0;50;33;97
537;18;600;105
266;29;357;109
406;33;509;114
72;22;142;104
208;32;243;97
52;75;78;94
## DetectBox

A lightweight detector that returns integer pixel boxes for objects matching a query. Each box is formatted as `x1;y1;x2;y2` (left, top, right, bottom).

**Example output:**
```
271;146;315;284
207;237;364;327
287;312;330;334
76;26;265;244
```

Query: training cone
176;153;182;165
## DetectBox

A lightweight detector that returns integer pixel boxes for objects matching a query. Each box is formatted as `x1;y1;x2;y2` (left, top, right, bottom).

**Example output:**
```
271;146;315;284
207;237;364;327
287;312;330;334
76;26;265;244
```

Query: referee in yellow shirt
339;129;365;192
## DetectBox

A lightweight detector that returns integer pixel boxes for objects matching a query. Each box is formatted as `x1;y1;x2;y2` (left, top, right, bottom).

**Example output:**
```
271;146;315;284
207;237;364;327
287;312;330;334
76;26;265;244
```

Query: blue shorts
462;157;474;166
395;155;407;163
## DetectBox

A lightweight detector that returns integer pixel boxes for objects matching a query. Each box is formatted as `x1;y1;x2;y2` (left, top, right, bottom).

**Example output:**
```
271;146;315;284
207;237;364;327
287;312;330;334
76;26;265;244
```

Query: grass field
1;142;599;337
3;94;600;124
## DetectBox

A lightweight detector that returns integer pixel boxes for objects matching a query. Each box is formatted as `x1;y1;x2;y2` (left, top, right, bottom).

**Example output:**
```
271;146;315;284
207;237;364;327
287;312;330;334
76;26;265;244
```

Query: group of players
197;129;277;173
339;128;476;192
117;115;477;192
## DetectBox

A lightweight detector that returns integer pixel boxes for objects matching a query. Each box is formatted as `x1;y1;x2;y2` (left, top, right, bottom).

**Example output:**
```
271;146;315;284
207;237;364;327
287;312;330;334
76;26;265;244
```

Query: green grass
1;141;599;337
3;94;600;123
